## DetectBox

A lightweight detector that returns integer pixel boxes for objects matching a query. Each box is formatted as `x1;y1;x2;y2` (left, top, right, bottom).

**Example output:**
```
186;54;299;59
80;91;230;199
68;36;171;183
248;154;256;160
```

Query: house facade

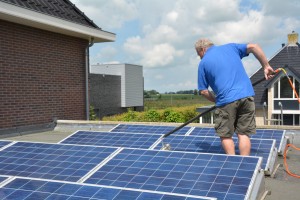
0;0;115;134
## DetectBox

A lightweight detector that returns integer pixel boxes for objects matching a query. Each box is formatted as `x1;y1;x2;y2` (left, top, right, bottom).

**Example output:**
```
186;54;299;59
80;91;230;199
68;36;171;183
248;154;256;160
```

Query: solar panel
189;127;286;154
60;131;162;149
85;148;264;200
111;124;192;135
153;135;277;174
254;129;287;155
0;178;212;200
0;175;9;183
0;141;13;149
0;142;118;182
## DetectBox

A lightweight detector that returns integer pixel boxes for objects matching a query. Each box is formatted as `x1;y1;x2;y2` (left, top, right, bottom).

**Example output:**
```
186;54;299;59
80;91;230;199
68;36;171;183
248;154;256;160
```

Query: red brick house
0;0;115;134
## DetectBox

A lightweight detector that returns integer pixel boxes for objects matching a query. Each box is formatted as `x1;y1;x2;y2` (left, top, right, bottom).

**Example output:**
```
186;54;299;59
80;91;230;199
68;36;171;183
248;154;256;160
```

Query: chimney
287;31;299;46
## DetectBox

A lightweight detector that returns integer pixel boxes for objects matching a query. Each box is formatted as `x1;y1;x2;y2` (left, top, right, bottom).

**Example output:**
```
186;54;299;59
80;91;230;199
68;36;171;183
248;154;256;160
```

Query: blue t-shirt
198;43;254;107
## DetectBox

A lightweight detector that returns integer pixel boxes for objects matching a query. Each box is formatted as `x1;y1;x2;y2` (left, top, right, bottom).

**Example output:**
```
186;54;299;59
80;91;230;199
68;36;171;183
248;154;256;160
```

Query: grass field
144;94;212;110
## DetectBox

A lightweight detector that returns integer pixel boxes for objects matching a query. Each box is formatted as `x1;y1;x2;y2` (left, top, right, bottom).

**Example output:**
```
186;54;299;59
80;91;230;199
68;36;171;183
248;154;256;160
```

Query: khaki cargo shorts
214;97;256;138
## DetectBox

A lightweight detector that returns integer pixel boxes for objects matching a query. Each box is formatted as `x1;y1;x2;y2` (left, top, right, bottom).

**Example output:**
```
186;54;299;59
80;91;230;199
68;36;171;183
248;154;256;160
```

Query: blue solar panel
85;148;262;200
60;131;162;149
0;141;13;149
189;128;285;152
111;124;192;135
0;142;118;182
0;175;9;183
253;129;286;153
154;135;275;172
0;178;212;200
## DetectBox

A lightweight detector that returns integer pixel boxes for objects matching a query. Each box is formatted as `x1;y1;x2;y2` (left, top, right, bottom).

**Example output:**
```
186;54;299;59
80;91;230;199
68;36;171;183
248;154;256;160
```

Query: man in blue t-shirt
195;38;274;156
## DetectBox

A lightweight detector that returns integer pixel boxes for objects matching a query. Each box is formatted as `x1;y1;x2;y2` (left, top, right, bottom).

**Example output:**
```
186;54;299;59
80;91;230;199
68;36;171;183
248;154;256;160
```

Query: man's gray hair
195;38;214;51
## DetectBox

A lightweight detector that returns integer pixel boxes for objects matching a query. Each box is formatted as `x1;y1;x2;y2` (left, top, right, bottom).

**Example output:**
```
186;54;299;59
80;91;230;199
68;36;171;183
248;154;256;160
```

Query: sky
72;0;300;93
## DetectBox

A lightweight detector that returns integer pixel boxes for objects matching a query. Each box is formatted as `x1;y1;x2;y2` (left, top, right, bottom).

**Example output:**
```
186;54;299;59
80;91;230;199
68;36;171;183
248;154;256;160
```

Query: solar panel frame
84;148;264;200
59;130;162;149
0;177;215;200
110;124;192;135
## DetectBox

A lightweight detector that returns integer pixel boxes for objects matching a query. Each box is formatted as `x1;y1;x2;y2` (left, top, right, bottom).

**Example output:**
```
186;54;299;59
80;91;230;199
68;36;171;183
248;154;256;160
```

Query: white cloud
166;11;178;22
123;36;143;54
96;46;117;60
147;25;179;43
73;0;300;92
142;43;179;67
72;0;138;29
154;74;164;80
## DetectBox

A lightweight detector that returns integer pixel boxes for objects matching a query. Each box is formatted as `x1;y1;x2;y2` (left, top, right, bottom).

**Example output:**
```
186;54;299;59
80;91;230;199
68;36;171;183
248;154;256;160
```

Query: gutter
86;37;95;120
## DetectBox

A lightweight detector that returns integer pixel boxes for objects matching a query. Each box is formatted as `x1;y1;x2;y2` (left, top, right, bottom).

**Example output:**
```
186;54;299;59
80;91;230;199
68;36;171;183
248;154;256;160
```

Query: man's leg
220;137;235;155
237;134;251;156
235;97;256;156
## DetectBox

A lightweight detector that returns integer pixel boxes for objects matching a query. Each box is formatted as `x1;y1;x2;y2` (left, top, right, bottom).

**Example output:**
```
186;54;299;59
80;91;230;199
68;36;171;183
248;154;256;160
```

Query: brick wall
0;20;88;130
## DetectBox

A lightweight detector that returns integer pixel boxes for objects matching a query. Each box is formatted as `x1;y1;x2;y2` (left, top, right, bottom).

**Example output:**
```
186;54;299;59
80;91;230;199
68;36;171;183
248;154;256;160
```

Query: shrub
102;104;206;123
123;108;138;121
165;110;185;123
144;109;160;122
89;105;98;121
182;108;199;122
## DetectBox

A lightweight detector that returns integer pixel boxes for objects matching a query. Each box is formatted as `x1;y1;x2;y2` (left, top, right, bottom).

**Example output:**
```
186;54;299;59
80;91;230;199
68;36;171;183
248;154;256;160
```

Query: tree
193;89;198;95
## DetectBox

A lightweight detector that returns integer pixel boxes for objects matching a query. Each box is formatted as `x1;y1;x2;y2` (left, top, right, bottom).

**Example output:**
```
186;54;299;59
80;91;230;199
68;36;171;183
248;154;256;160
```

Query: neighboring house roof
0;0;115;42
250;43;300;108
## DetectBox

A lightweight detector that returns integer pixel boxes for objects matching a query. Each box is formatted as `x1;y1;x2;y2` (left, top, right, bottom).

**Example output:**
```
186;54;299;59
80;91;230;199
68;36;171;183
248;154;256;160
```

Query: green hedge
102;106;200;123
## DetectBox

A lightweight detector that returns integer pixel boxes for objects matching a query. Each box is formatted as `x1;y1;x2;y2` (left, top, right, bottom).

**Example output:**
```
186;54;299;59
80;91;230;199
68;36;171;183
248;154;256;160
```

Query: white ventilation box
90;63;144;107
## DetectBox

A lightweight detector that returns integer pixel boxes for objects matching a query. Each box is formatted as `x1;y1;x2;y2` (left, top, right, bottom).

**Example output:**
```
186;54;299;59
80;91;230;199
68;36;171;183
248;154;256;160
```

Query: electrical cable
283;143;300;178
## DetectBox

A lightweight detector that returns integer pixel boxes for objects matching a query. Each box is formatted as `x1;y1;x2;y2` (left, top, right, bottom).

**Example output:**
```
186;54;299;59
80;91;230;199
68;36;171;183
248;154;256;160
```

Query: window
280;76;293;98
274;81;278;98
275;114;300;126
295;79;300;98
274;75;300;99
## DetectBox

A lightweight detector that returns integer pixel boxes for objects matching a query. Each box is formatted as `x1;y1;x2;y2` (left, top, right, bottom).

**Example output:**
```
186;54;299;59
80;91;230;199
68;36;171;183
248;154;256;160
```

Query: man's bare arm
199;90;215;102
247;43;274;80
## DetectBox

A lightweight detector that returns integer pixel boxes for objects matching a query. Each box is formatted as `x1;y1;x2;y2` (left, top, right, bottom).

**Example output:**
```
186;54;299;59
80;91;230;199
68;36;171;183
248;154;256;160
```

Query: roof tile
1;0;100;29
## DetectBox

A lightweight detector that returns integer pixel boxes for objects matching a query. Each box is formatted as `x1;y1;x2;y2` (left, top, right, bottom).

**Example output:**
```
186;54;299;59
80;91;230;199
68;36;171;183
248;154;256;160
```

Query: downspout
86;37;94;120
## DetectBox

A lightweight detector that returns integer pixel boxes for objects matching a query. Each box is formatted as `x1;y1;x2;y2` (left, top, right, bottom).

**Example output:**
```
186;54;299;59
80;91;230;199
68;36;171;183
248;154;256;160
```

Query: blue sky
73;0;300;93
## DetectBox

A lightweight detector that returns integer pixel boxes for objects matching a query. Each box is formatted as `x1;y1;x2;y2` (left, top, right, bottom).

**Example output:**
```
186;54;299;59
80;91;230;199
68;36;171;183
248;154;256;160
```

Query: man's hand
264;65;275;80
